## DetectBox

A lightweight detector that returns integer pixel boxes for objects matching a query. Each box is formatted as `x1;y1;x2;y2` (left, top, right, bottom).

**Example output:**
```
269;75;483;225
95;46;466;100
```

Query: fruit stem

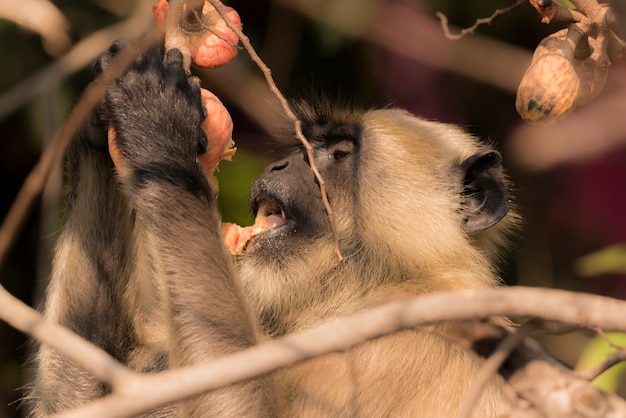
164;0;193;70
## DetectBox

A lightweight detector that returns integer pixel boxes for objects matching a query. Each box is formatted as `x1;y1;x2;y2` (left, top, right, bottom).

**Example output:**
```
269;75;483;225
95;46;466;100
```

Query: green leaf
557;0;576;9
574;244;626;278
576;333;626;392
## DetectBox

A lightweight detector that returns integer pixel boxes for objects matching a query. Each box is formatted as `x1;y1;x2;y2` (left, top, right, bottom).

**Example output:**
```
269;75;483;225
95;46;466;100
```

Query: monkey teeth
222;200;288;255
255;201;287;230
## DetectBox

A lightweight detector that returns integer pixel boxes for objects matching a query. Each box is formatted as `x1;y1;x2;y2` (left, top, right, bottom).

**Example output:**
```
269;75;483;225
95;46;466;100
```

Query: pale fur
237;109;516;416
30;102;515;417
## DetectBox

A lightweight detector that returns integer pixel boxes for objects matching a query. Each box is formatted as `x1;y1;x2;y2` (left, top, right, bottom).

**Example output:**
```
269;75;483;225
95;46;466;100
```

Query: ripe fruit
516;29;609;123
152;0;242;68
197;88;236;189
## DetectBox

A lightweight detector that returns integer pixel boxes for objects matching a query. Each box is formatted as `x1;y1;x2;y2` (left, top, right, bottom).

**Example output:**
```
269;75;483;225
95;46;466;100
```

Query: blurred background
1;0;626;416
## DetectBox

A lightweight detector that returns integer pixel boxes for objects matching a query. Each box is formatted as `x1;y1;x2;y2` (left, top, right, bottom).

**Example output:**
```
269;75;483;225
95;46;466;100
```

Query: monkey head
236;101;516;335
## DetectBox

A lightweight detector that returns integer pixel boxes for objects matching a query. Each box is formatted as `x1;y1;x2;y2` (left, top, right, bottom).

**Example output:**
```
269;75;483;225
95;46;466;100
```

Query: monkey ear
459;151;509;233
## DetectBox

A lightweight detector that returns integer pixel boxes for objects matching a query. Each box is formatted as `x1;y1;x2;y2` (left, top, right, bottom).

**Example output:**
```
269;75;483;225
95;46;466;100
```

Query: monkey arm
104;47;274;416
31;132;139;416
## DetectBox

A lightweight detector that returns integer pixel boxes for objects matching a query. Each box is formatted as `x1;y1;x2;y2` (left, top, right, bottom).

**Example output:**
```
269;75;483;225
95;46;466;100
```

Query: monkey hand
103;46;210;194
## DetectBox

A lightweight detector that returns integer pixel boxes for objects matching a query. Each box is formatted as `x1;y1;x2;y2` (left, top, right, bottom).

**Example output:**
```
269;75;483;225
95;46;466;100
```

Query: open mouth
222;198;289;255
254;199;288;231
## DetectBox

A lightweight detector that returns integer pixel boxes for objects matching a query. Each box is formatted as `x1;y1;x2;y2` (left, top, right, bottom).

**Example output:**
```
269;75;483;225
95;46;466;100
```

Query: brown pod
516;29;608;123
574;36;609;107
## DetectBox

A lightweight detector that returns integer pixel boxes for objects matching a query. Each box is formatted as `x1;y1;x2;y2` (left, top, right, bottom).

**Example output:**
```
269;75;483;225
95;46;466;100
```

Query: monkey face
244;140;359;260
240;102;364;263
237;103;515;335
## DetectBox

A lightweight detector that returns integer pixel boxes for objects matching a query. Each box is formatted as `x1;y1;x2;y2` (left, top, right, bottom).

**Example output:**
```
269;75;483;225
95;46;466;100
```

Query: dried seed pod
516;29;609;123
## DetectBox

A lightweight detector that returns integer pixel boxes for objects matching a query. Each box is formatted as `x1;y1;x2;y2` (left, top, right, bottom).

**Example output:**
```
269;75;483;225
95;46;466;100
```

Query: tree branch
0;0;70;56
579;348;626;382
27;286;626;418
0;2;158;267
436;0;527;40
456;320;540;418
0;0;156;122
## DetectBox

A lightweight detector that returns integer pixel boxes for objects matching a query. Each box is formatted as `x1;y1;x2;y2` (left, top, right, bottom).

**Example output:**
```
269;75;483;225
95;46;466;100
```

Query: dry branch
456;320;540;418
0;0;155;122
278;0;532;93
22;286;624;418
436;0;527;40
454;321;626;417
0;0;70;56
0;25;161;267
578;347;626;382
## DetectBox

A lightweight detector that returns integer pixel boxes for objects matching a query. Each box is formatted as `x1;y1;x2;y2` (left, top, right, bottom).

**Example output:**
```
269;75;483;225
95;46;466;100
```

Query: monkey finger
164;47;184;69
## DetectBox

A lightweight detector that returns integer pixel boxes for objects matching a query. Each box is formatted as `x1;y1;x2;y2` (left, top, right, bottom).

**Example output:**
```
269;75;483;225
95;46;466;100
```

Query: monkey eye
329;140;354;161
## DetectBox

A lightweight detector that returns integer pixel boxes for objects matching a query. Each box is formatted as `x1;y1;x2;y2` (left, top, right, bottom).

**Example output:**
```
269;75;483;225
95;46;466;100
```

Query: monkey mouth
222;198;289;255
254;200;289;231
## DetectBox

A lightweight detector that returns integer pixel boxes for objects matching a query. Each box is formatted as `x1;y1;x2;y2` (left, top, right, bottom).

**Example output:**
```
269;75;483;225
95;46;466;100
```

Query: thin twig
578;347;626;381
164;0;195;70
456;320;540;418
436;0;526;40
0;0;155;122
591;327;622;348
577;328;626;381
0;0;70;56
207;0;344;260
188;7;240;48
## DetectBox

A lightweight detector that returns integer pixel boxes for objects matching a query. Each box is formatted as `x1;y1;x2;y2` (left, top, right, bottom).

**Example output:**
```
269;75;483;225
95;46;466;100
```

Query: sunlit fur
236;106;517;416
239;108;517;333
29;52;517;417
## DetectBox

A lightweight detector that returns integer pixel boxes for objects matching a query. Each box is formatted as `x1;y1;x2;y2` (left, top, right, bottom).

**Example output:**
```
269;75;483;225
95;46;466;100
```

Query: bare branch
436;0;527;40
206;0;345;260
278;0;531;93
457;320;540;418
0;0;70;56
0;2;157;267
457;321;626;417
0;0;156;122
164;0;193;69
0;284;136;386
43;286;626;418
578;347;626;382
577;329;626;383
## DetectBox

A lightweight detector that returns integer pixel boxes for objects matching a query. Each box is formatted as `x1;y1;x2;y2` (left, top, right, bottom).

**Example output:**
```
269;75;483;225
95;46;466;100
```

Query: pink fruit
197;88;236;178
152;0;242;68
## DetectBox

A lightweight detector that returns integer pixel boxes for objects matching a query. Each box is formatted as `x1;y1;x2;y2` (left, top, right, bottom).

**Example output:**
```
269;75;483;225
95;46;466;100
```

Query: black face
245;150;328;257
243;102;364;259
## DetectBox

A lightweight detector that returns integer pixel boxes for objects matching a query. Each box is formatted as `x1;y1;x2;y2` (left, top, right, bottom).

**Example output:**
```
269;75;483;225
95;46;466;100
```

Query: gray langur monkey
28;44;517;417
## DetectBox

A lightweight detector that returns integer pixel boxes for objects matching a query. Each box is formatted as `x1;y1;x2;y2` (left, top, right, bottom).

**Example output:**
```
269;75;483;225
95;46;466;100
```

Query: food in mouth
222;201;287;254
